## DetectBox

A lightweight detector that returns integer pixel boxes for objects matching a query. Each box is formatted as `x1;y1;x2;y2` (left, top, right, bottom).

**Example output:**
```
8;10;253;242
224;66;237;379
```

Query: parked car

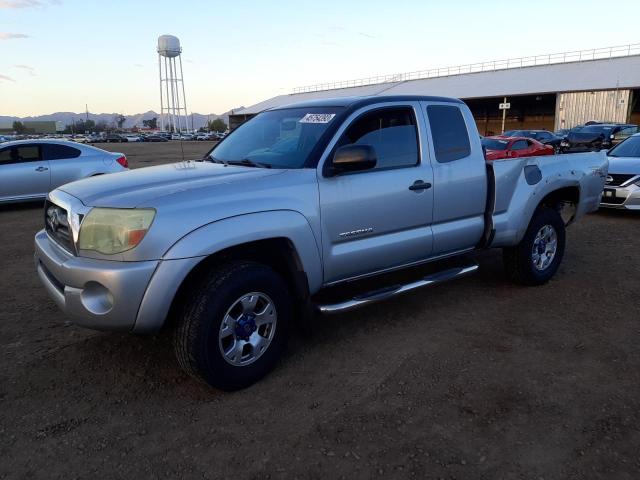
144;135;169;142
560;123;638;153
106;134;127;143
72;135;89;144
34;95;607;390
195;133;214;141
0;140;128;203
124;135;142;142
170;134;182;140
482;136;554;160
86;134;104;143
600;133;640;210
500;130;564;151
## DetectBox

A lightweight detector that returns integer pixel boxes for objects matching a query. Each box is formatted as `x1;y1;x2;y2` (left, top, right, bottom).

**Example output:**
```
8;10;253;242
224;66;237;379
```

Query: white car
601;133;640;210
0;139;129;203
124;135;142;142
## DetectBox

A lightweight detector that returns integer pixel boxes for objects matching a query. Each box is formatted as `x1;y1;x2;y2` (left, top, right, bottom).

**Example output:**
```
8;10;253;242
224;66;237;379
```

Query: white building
230;44;640;135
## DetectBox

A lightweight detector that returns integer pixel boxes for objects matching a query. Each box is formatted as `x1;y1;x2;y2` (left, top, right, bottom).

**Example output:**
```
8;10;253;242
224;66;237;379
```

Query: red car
482;136;554;161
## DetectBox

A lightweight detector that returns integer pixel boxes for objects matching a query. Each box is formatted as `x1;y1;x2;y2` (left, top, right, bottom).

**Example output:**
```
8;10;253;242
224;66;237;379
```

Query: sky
1;0;639;117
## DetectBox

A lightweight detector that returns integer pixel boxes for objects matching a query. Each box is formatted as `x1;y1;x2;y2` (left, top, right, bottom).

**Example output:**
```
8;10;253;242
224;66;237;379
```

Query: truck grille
45;200;75;254
605;174;636;187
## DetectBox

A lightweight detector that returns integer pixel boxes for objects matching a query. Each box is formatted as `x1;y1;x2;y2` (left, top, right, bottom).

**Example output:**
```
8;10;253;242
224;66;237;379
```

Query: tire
174;261;292;391
503;206;566;286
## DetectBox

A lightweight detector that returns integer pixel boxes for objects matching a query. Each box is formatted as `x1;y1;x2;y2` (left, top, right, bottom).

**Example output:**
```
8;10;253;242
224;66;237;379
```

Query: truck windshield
482;138;509;150
608;136;640;157
207;107;343;168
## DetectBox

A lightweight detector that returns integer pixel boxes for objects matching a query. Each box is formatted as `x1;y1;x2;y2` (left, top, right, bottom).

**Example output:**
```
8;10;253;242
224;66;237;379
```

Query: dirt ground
1;141;639;479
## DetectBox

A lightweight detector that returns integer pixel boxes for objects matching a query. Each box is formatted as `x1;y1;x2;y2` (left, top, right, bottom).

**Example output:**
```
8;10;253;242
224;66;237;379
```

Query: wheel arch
134;211;323;333
491;180;581;248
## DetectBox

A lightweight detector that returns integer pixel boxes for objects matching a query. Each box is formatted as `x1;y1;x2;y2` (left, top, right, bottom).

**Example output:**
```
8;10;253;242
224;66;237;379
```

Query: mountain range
0;109;242;130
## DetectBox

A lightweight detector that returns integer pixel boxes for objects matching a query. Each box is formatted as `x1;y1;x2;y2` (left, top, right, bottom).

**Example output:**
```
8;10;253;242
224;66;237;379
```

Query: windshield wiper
228;158;272;168
206;156;229;166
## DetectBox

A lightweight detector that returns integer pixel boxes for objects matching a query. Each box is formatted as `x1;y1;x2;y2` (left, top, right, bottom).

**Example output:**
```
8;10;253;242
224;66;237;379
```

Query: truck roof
268;95;464;112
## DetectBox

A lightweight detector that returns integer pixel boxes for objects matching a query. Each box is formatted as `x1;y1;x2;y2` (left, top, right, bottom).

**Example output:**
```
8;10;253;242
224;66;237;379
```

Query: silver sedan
0;140;128;204
601;133;640;210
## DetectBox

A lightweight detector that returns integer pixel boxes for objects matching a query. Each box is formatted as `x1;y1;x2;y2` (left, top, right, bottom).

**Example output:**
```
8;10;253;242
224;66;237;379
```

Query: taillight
116;155;128;168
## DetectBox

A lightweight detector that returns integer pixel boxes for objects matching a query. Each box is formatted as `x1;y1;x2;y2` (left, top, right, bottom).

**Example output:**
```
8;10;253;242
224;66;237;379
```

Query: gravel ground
1;142;639;479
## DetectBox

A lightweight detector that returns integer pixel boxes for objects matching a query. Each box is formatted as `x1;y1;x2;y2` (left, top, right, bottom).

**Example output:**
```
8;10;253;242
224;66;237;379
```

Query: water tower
157;35;189;133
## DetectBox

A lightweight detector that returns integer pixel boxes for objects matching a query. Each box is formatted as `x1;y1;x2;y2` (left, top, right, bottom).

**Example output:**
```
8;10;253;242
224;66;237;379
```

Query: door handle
409;180;431;191
35;166;49;172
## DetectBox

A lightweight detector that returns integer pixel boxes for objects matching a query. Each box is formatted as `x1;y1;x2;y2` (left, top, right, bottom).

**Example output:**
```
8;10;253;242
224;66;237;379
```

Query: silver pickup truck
34;95;607;390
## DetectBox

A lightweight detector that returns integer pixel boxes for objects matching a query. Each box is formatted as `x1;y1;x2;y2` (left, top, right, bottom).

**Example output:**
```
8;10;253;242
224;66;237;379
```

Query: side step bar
317;262;479;314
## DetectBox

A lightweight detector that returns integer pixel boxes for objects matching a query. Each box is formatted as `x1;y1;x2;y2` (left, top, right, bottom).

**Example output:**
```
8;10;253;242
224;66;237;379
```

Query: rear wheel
174;261;291;391
503;207;566;285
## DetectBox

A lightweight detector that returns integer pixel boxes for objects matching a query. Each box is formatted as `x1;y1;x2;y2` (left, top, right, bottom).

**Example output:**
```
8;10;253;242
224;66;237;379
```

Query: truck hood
58;161;283;207
606;156;640;175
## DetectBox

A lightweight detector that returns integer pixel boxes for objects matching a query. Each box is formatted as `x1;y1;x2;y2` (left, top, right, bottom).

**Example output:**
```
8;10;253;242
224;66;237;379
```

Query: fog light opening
80;281;114;315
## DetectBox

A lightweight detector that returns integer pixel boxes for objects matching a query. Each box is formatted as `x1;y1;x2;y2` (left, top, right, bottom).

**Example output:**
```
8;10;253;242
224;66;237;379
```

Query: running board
317;262;479;314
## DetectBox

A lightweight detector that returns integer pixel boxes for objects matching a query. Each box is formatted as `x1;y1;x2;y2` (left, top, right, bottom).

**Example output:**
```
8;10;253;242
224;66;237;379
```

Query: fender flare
163;209;323;292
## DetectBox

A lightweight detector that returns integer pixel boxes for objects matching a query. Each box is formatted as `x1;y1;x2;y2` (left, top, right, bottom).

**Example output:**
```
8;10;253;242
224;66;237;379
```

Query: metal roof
235;55;640;116
266;95;464;111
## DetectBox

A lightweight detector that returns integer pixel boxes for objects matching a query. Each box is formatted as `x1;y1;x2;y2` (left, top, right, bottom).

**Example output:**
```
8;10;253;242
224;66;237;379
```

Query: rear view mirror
281;120;297;131
329;144;377;175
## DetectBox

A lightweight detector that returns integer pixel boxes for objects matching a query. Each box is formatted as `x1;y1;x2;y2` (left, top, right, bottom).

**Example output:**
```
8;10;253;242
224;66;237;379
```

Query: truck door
317;102;434;284
420;101;487;255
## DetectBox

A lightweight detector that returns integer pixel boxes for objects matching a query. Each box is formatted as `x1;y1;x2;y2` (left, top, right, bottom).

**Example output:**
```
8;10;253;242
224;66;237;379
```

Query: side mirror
329;144;377;175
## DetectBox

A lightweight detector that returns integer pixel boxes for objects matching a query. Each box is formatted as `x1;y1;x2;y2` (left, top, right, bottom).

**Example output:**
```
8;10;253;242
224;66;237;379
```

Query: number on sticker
299;113;336;124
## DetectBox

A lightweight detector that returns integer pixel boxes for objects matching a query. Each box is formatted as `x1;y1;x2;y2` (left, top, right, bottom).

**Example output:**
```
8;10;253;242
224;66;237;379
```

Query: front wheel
174;261;291;391
503;207;566;286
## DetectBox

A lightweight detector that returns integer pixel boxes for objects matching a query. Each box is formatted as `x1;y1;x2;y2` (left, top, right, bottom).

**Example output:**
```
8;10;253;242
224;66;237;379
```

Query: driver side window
337;107;419;170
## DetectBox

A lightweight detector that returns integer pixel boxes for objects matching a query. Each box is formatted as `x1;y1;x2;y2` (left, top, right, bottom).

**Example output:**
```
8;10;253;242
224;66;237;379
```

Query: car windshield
608;136;640;157
482;138;509;150
207;107;343;168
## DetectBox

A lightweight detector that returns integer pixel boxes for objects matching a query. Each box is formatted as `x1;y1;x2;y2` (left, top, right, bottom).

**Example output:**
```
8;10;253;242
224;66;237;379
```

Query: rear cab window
426;105;471;163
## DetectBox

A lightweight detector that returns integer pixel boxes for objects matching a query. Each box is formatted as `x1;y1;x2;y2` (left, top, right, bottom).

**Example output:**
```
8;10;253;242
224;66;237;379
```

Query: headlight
78;208;155;254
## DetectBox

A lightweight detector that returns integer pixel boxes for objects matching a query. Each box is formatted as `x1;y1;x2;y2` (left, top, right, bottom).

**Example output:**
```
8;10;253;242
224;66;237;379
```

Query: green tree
12;121;27;134
115;114;126;129
207;118;227;133
142;117;158;129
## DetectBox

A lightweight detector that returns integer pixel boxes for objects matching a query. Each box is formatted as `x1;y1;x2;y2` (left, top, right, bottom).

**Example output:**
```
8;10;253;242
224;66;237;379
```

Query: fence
292;43;640;94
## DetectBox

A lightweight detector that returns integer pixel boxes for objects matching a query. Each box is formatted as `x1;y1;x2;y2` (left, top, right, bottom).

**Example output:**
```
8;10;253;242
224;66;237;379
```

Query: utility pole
501;96;507;134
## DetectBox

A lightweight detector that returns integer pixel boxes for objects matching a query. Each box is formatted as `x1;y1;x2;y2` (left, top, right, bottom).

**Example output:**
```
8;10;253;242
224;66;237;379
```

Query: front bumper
600;184;640;210
35;229;159;331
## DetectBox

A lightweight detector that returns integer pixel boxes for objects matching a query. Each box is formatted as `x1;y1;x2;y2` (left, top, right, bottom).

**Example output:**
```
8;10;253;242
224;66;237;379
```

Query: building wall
555;90;631;130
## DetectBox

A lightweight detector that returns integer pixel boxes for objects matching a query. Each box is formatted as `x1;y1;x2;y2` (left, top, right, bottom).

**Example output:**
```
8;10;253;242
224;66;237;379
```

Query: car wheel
503;206;566;286
174;261;291;390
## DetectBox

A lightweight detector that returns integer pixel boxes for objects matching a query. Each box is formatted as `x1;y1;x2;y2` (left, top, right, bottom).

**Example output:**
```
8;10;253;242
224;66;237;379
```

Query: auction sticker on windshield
299;113;336;124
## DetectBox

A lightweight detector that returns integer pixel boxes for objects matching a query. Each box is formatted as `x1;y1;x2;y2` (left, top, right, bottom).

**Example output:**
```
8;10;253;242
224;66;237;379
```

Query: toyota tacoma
35;95;608;390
